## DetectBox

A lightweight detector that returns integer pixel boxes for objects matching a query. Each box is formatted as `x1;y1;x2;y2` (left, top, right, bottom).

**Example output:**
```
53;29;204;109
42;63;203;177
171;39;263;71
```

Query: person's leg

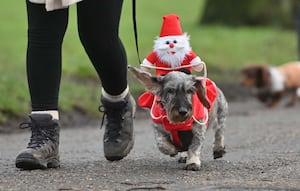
15;0;68;170
27;4;68;113
77;0;127;95
77;0;135;161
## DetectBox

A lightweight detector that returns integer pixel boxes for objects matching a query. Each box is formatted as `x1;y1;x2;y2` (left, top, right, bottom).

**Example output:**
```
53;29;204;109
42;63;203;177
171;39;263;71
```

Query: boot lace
99;104;127;140
19;119;57;149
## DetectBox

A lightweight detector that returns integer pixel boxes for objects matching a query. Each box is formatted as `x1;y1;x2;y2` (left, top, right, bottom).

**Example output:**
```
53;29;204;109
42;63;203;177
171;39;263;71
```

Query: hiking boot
100;93;136;161
15;114;60;170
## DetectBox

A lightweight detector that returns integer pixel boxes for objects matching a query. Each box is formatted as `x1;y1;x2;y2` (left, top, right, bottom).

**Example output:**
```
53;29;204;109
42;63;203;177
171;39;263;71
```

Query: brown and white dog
240;61;300;107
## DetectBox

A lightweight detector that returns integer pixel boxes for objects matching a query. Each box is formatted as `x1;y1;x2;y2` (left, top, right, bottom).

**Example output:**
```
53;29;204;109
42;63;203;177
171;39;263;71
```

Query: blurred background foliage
0;0;298;123
201;0;300;28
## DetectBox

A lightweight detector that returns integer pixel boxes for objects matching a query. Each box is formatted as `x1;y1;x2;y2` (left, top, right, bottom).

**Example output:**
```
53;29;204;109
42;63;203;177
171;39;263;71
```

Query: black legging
26;0;127;111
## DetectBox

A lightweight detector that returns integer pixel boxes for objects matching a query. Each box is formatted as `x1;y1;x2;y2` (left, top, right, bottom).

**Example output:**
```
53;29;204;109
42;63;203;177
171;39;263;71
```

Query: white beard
154;33;191;68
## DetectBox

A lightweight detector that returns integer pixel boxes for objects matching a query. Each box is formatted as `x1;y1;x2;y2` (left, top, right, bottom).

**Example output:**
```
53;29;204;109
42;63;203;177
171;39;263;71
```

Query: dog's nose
178;107;188;116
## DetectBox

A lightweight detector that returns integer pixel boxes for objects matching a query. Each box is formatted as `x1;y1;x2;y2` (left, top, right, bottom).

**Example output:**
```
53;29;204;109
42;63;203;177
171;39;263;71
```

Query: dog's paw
158;147;178;156
266;102;277;108
157;142;178;156
184;163;201;171
285;102;295;107
213;147;226;159
178;156;187;163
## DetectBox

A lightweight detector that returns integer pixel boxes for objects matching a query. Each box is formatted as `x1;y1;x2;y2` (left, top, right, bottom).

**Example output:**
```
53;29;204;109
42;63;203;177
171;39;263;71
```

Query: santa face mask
154;34;191;67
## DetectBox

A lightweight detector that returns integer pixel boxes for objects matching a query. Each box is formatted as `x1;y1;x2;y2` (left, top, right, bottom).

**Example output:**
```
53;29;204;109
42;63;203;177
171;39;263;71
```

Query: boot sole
16;153;60;170
105;139;134;161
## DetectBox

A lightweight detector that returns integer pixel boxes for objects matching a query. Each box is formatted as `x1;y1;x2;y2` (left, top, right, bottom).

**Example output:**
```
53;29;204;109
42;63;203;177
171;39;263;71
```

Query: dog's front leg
184;124;206;171
153;123;178;156
286;88;298;107
267;92;283;108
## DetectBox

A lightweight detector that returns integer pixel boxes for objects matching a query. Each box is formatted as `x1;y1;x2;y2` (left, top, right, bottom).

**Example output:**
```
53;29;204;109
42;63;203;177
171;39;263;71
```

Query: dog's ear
194;79;211;109
128;65;162;94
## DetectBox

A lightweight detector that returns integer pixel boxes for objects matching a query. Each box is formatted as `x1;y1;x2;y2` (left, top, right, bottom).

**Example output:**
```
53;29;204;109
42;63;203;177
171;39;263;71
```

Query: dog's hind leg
213;127;226;159
212;91;228;159
184;124;206;171
153;123;178;156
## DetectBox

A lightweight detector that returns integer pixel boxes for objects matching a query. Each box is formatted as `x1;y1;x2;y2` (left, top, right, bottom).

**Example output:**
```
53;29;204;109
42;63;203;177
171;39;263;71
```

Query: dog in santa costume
137;14;218;151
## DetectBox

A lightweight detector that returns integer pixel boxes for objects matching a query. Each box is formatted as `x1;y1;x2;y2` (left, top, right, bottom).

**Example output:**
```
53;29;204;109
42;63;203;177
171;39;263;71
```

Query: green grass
0;0;298;122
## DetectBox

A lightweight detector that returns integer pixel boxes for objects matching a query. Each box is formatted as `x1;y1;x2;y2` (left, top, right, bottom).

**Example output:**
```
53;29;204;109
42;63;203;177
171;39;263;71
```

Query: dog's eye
167;88;176;94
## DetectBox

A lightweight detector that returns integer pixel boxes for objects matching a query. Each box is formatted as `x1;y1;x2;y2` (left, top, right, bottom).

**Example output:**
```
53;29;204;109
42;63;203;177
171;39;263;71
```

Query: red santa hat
159;14;183;37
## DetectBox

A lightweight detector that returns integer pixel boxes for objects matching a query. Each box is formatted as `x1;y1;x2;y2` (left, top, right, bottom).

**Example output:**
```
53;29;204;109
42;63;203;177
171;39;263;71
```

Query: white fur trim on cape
29;0;82;11
269;67;285;92
190;57;202;72
140;59;153;72
141;59;153;68
190;56;201;65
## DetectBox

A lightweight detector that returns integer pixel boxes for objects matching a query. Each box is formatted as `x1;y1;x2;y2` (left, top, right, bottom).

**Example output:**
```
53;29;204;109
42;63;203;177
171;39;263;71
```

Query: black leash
132;0;142;64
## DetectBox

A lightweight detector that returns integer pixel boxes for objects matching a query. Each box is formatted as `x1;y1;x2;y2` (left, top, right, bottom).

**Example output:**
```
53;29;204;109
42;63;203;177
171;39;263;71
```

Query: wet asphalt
0;98;300;191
